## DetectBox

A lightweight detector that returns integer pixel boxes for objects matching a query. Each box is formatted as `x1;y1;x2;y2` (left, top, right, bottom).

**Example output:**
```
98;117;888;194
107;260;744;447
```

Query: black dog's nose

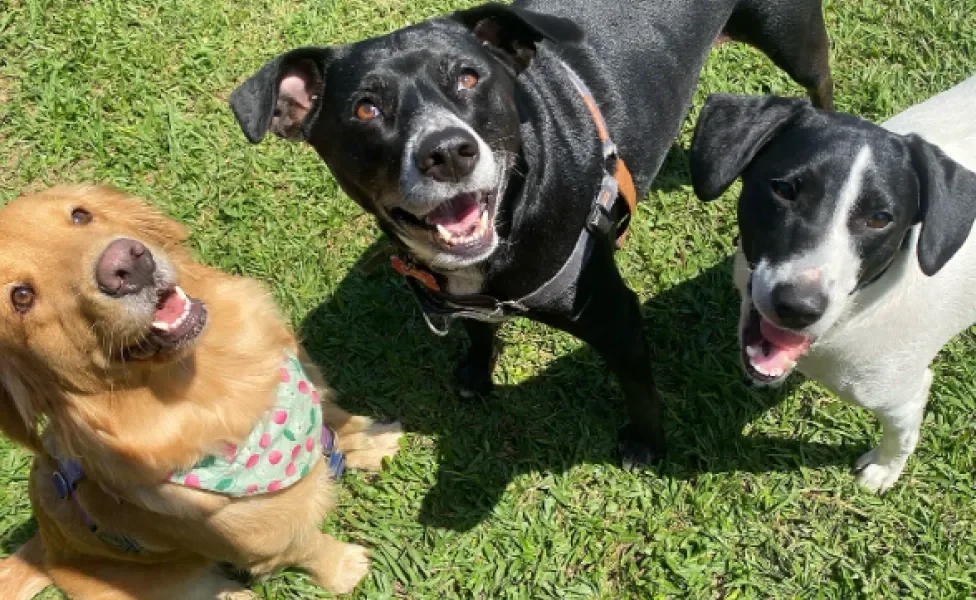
96;238;156;297
414;127;480;182
771;282;827;328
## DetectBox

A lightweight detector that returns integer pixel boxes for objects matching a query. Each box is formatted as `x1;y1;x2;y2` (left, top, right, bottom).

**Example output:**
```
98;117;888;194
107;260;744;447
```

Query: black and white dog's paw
617;422;667;470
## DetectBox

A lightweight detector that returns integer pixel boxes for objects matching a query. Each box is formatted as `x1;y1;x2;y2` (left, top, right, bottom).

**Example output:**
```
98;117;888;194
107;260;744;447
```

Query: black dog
229;1;833;467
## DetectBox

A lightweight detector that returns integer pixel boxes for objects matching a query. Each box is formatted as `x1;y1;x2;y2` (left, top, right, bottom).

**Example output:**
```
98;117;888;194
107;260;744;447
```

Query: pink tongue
154;291;186;325
426;197;481;235
750;317;812;374
759;318;811;349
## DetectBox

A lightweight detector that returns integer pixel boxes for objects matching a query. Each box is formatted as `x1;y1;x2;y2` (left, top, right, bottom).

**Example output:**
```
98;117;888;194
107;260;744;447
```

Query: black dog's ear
452;2;583;71
906;134;976;276
690;94;811;201
229;47;334;144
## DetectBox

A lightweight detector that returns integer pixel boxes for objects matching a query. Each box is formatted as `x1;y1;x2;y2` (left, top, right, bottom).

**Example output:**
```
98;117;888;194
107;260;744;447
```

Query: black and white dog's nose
414;127;479;182
771;282;827;328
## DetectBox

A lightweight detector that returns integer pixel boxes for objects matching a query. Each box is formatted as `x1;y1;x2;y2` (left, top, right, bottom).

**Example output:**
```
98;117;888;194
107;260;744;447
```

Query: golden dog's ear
0;369;43;453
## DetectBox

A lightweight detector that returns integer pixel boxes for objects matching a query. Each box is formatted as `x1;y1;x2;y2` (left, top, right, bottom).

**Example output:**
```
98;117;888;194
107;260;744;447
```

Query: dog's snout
414;127;480;183
771;282;827;328
96;238;156;297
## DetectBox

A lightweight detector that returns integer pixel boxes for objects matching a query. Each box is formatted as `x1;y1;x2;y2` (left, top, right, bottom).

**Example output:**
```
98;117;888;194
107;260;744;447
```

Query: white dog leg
854;368;932;492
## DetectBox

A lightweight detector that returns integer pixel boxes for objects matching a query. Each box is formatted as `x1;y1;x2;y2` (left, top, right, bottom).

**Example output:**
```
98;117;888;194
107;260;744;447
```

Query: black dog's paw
454;356;494;401
617;423;667;470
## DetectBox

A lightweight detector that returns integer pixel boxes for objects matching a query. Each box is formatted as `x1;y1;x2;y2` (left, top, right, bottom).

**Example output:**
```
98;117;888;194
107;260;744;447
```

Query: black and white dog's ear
452;2;583;71
907;134;976;276
229;47;335;144
690;94;811;201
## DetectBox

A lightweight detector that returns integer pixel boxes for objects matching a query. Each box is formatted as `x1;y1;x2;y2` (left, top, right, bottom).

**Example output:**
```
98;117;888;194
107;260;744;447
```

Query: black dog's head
230;3;581;271
690;94;976;384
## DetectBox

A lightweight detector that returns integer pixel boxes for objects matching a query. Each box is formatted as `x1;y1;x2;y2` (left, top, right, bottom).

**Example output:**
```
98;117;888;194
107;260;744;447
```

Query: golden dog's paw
216;590;259;600
326;543;370;594
341;421;403;472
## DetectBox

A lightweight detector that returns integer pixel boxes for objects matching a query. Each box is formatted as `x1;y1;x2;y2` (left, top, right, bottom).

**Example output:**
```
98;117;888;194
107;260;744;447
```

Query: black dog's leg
725;0;834;110
455;320;500;400
539;251;667;468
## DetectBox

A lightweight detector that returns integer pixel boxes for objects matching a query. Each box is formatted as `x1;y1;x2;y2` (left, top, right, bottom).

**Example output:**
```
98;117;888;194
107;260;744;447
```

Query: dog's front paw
322;542;370;594
617;423;667;471
455;355;494;400
342;421;403;471
854;448;906;493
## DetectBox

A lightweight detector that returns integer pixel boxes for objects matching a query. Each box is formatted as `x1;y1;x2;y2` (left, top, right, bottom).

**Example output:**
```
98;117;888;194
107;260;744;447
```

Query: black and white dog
229;1;833;466
690;75;976;491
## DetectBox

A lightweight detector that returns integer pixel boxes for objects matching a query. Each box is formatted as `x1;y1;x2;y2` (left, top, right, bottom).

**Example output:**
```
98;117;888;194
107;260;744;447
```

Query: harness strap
560;65;638;248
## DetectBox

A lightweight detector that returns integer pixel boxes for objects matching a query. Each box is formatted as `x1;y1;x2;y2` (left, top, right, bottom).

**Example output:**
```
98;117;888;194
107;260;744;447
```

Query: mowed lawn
1;0;975;598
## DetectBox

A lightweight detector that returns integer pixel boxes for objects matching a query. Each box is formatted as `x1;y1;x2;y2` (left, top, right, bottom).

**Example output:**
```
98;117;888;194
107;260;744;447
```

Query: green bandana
169;352;327;496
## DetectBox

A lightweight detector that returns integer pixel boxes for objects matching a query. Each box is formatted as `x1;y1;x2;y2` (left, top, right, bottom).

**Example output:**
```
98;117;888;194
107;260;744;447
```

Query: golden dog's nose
96;238;156;297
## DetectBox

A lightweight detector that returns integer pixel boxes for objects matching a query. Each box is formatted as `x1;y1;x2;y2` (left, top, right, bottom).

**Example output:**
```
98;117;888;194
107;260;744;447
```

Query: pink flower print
267;480;283;493
279;367;290;383
224;443;238;462
245;454;260;469
305;437;315;452
246;484;259;494
286;462;297;477
297;381;310;394
272;410;288;425
184;474;200;488
292;444;302;461
311;390;320;405
259;433;272;449
268;450;283;465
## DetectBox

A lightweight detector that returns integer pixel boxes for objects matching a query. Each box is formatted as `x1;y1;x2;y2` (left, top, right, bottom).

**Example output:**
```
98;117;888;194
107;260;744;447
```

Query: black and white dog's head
690;94;976;384
229;3;580;271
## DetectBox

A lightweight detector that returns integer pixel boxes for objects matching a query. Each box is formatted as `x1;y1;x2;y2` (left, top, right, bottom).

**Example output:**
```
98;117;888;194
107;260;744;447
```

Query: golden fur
0;185;402;599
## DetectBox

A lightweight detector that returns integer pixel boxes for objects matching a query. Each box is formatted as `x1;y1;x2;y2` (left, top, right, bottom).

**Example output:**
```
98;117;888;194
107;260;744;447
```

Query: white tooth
479;210;489;233
785;360;797;369
152;321;171;332
745;345;760;358
175;286;187;302
436;224;450;240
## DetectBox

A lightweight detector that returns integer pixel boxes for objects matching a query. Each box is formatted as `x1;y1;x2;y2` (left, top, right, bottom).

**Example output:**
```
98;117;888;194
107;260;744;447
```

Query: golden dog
0;185;402;599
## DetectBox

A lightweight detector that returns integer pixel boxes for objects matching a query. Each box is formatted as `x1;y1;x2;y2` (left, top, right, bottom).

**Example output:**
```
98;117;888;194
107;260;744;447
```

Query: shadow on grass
300;247;866;531
299;148;861;532
1;518;37;554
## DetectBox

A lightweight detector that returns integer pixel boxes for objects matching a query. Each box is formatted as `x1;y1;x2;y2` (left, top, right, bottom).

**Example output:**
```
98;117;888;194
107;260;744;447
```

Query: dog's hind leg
0;534;54;600
48;557;256;600
854;368;933;493
724;0;834;110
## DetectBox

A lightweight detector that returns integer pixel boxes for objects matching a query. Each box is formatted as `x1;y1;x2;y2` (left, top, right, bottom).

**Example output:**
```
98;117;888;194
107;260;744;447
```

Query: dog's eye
354;101;381;121
457;69;479;91
770;179;797;201
11;285;35;313
71;207;93;225
866;211;893;229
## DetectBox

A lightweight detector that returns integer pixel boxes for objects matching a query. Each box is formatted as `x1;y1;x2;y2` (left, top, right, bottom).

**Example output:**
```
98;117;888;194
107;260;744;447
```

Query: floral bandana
168;352;343;496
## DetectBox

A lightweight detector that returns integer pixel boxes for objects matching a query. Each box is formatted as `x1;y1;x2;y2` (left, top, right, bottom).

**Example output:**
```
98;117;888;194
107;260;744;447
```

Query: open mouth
740;303;812;383
392;191;496;254
124;286;208;360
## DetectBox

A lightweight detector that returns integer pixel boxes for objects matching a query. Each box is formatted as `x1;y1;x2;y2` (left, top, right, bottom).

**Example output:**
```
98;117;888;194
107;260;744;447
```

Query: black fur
230;1;834;466
690;94;976;285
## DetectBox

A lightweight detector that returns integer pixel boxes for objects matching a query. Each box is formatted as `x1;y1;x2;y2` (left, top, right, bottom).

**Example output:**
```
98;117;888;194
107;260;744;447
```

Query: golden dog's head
0;186;207;408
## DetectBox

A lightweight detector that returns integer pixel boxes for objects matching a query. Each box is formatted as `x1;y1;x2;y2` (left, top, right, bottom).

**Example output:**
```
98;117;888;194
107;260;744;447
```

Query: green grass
1;0;975;598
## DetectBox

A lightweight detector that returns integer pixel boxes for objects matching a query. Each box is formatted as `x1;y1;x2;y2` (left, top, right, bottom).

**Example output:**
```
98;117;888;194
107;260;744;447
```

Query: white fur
736;75;976;492
391;108;501;289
